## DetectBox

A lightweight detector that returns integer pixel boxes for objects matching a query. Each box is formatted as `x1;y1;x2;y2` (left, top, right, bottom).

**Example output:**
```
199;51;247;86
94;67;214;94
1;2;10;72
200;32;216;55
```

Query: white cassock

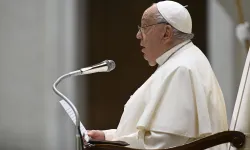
104;40;228;149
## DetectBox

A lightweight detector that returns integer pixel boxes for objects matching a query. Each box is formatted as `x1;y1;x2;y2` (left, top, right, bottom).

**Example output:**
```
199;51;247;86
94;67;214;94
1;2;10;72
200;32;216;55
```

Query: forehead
141;5;157;24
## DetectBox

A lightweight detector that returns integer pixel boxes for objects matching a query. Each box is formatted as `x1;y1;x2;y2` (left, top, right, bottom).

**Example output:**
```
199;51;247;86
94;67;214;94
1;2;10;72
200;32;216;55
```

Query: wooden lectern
86;49;250;149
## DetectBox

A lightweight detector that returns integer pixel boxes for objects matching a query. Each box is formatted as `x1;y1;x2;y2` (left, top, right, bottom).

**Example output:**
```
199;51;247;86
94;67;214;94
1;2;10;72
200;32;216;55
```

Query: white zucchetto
156;0;192;34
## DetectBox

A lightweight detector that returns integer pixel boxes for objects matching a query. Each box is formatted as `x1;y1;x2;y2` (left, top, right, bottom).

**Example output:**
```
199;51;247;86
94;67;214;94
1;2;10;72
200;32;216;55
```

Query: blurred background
0;0;249;149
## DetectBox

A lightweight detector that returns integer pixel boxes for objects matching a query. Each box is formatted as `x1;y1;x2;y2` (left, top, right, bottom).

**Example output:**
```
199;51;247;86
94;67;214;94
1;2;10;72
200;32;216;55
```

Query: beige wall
0;0;84;149
208;0;247;124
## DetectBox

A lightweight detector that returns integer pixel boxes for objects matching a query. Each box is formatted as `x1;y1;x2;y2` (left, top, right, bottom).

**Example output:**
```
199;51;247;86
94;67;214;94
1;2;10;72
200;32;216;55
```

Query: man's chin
148;61;157;67
143;56;157;66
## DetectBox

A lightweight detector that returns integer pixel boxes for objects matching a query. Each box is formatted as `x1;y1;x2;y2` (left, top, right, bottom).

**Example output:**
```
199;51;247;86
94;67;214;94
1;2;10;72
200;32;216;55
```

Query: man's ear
163;25;173;40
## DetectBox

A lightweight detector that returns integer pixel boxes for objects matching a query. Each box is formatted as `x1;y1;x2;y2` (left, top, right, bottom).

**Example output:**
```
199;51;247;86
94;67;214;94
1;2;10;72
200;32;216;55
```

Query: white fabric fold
136;66;212;137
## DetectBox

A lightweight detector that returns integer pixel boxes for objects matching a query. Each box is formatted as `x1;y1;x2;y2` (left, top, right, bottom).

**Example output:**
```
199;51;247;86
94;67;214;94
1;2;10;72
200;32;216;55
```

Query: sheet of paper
59;100;90;142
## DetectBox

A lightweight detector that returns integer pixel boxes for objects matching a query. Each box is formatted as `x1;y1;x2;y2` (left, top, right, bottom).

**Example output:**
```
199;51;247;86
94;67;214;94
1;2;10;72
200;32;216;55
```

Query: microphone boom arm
52;60;115;150
53;72;83;150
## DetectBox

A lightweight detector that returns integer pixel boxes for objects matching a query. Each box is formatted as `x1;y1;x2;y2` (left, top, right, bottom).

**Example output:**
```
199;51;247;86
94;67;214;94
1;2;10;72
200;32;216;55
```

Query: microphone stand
52;60;115;150
53;71;84;150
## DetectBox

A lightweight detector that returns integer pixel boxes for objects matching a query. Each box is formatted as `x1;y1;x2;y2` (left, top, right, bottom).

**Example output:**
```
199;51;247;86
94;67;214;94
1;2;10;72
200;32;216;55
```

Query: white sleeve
143;131;190;149
103;129;117;141
106;130;190;149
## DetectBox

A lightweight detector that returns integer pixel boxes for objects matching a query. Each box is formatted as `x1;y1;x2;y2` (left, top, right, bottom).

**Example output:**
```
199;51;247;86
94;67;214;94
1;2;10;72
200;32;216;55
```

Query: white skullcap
156;0;192;34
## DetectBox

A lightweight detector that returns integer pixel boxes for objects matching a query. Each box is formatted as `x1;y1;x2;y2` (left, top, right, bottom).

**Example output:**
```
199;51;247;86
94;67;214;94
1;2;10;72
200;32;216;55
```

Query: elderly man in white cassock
88;1;228;149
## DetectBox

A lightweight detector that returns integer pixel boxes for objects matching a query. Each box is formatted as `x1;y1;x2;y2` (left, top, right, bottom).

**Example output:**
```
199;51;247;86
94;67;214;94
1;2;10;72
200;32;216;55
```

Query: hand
87;130;105;140
236;22;250;44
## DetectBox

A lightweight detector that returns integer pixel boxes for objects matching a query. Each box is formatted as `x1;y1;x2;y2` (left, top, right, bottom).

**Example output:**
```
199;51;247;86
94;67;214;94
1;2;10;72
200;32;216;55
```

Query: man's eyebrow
141;22;148;27
141;18;147;25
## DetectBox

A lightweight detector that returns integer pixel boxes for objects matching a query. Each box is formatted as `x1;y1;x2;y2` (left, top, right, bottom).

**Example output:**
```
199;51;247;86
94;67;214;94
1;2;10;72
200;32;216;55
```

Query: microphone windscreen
106;60;116;72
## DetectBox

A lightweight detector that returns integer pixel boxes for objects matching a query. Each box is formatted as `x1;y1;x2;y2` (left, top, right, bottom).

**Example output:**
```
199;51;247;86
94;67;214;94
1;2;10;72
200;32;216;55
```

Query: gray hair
154;11;194;41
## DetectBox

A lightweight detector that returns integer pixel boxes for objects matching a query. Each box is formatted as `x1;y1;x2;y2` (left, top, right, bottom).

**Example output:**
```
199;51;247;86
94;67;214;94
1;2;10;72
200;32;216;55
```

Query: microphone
69;60;116;76
52;59;115;150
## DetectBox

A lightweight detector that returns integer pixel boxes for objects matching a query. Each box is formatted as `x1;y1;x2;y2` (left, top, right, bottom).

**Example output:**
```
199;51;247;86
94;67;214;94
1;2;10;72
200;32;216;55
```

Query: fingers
87;130;96;137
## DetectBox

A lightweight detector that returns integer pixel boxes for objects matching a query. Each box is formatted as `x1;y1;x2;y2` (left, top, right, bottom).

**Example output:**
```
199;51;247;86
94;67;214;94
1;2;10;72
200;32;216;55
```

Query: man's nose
136;30;142;39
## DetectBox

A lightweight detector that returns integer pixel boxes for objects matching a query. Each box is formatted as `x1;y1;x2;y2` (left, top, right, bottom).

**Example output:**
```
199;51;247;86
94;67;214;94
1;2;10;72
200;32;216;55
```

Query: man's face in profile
136;5;171;66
